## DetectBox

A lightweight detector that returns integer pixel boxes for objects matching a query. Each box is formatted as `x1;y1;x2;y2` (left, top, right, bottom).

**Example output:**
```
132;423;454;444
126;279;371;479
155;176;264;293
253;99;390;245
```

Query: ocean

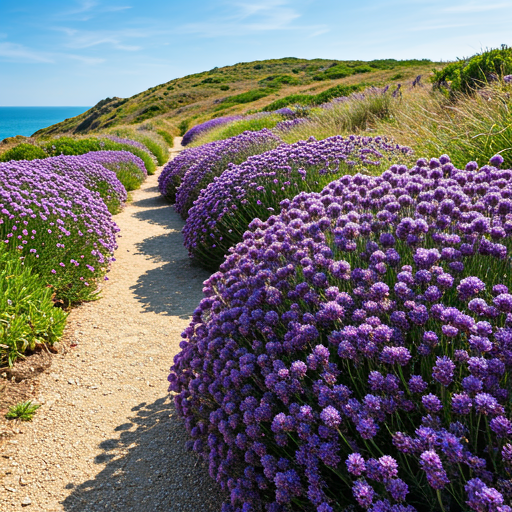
0;106;91;141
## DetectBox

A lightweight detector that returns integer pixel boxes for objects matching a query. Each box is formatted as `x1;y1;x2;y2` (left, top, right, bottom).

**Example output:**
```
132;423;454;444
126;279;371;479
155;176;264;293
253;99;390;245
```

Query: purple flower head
353;480;374;508
432;356;455;386
346;453;366;476
422;394;443;414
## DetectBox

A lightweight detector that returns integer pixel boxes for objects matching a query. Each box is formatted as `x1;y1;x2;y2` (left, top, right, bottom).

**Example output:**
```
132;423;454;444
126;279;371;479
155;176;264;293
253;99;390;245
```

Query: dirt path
0;140;226;511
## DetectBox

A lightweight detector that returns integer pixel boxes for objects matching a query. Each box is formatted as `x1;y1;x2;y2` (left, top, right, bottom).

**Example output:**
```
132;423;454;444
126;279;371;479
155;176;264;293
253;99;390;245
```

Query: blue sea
0;106;91;141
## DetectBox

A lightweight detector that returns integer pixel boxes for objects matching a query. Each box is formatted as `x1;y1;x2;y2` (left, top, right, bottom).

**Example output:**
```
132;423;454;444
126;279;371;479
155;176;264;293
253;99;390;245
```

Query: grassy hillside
32;57;439;138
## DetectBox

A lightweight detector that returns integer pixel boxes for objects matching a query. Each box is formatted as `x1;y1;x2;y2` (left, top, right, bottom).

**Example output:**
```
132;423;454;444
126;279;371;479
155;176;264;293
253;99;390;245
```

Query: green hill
32;57;438;138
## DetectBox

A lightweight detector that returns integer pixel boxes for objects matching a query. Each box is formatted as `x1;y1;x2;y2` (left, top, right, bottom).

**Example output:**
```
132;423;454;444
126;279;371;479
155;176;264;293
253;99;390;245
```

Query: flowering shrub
183;135;412;270
0;160;119;304
161;129;282;218
182;116;243;146
170;155;512;512
25;155;127;214
273;118;310;135
82;150;147;191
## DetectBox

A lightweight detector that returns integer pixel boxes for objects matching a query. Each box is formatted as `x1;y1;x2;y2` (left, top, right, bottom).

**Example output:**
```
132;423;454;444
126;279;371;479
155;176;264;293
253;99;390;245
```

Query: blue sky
1;0;512;106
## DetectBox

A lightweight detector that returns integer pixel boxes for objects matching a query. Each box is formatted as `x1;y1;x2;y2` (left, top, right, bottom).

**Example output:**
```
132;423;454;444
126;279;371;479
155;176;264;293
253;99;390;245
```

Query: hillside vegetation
29;57;436;139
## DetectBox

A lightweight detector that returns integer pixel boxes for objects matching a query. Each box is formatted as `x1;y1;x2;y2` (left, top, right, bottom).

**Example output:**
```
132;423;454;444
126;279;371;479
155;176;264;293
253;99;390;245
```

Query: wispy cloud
406;22;472;31
54;27;144;51
176;0;328;37
0;42;54;63
443;2;511;13
58;1;132;20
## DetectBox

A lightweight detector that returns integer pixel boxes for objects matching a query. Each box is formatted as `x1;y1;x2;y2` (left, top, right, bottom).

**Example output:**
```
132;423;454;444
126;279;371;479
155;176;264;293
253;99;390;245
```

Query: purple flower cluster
183;135;412;270
24;154;127;214
0;159;119;304
182;116;244;146
83;150;147;190
272;118;310;135
160;129;282;218
169;154;512;511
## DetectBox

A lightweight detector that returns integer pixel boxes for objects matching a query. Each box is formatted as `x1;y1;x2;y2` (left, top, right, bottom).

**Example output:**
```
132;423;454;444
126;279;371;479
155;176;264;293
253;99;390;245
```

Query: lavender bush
183;135;412;270
170;155;512;512
83;150;147;191
182;116;243;146
28;154;127;214
161;129;282;218
0;160;119;304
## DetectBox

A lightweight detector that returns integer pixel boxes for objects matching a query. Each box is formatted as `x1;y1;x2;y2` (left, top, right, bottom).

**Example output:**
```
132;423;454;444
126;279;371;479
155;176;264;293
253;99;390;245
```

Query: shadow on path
61;397;226;511
130;185;210;318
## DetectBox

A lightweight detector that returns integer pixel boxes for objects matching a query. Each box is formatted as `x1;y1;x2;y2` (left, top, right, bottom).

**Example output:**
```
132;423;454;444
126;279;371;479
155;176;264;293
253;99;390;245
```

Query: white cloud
53;27;145;51
0;42;54;63
176;0;327;37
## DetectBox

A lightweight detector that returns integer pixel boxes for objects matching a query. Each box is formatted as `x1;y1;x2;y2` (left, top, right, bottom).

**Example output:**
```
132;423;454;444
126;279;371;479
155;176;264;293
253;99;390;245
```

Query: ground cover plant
159;129;282;218
170;154;512;512
0;143;46;162
183;135;412;270
0;244;67;367
0;159;119;305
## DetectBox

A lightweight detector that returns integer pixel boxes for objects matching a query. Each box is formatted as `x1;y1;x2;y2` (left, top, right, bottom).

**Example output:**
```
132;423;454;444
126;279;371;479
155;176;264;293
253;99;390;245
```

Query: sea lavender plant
170;155;512;512
182;116;244;146
183;135;412;270
25;154;127;214
0;160;119;304
161;129;282;218
83;150;147;191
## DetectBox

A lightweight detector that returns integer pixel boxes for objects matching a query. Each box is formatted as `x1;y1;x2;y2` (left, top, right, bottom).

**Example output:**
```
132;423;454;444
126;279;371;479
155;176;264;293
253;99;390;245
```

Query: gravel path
0;141;227;511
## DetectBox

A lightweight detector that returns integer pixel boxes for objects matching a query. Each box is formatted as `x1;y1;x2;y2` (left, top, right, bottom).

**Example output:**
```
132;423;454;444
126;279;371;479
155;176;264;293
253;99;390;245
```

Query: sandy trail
0;140;226;511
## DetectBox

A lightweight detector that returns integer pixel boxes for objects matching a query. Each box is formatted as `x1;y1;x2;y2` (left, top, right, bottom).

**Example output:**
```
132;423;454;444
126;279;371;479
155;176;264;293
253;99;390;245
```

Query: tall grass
279;89;398;143
376;82;512;167
107;127;169;165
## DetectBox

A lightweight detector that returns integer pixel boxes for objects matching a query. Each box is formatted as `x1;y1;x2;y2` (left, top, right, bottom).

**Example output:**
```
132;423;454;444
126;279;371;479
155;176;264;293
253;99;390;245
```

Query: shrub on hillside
170;155;512;512
108;129;169;165
189;115;283;146
32;154;127;214
434;45;512;94
162;129;282;218
183;135;412;270
83;150;147;191
0;160;119;305
40;136;156;175
0;143;46;162
182;116;243;146
0;245;67;367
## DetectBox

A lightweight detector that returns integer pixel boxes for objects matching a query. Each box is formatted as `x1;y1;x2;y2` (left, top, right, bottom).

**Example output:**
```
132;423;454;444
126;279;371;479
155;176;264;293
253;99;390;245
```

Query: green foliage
5;401;41;421
40;136;156;175
258;75;300;87
0;143;46;162
157;129;174;147
217;89;270;109
109;127;169;165
178;120;190;136
0;247;67;367
433;45;512;93
220;85;230;91
263;84;364;111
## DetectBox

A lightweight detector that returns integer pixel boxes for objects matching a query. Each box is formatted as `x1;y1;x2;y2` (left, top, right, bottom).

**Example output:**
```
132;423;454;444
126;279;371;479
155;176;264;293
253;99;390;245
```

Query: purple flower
346;453;366;476
432;356;455;386
422;394;443;414
320;406;341;428
419;451;450;489
352;480;374;508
